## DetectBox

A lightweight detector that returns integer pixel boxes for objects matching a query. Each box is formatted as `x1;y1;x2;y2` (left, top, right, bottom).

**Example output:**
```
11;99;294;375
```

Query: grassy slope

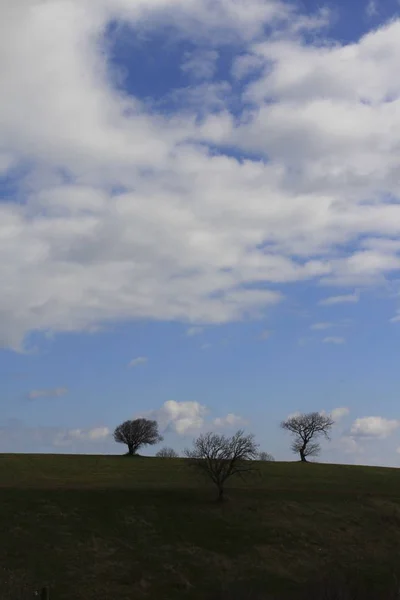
1;455;400;599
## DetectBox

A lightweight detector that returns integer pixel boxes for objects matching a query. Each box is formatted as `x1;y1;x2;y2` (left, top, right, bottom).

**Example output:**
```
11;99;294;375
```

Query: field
2;455;400;599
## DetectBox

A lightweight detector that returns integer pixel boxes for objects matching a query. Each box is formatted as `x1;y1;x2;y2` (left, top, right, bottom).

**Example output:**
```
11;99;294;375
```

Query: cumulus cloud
350;416;400;438
2;1;400;349
143;400;208;435
28;387;68;399
213;413;248;428
319;294;359;306
323;336;346;345
142;400;247;435
129;356;148;368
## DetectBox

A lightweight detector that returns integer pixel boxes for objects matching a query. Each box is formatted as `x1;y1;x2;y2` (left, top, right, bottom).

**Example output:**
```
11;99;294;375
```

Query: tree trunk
300;447;307;462
217;486;224;502
128;443;134;456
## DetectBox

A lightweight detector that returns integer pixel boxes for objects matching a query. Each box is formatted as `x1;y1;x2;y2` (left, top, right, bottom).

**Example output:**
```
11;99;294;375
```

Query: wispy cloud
28;387;68;399
186;326;203;336
128;356;148;368
365;0;378;17
54;426;110;446
390;310;400;323
259;329;272;340
323;337;346;345
181;49;219;80
310;322;333;330
319;294;359;306
330;407;350;420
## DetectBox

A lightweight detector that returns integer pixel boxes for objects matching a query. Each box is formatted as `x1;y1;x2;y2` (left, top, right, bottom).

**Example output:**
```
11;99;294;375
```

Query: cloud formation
2;1;400;349
186;327;203;336
54;426;111;446
330;407;350;421
142;400;247;435
319;295;359;306
323;337;346;345
143;400;209;435
129;357;148;368
28;387;68;399
310;322;333;330
213;413;248;428
350;416;400;438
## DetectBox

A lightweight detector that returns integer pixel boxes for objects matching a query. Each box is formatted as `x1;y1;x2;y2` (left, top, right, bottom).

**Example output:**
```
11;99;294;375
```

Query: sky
2;0;400;465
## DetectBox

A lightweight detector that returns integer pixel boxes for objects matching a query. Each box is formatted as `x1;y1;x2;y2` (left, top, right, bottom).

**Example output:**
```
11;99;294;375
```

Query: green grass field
2;455;400;599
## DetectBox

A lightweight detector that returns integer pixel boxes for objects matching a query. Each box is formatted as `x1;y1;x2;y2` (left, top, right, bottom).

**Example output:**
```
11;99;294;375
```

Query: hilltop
1;455;400;599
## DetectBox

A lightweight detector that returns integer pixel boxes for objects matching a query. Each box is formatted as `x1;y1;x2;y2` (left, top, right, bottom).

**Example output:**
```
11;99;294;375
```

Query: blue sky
1;0;400;465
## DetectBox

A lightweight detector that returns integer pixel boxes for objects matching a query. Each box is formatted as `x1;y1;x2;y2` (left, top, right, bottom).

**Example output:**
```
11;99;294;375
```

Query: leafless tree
185;430;259;501
257;451;275;461
113;418;163;456
156;446;179;458
280;412;334;462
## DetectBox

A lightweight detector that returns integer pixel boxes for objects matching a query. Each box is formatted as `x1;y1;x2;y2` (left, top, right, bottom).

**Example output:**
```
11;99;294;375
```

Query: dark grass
2;455;400;599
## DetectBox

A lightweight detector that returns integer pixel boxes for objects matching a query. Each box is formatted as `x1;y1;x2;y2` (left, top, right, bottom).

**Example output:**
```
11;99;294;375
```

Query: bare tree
185;430;259;501
113;418;163;456
258;451;275;462
280;412;334;462
156;446;179;458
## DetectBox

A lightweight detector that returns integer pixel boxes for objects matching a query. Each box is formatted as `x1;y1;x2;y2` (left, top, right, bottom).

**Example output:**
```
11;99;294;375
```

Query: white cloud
323;336;346;344
2;2;400;348
330;406;350;421
186;326;203;336
142;400;247;435
129;356;148;368
390;310;400;323
28;387;68;399
319;294;359;306
53;426;111;446
143;400;209;435
351;416;400;438
213;413;247;428
310;322;332;330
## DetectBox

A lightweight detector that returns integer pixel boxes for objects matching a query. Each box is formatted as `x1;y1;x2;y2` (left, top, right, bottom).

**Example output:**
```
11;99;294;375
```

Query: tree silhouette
114;418;163;456
185;430;259;501
280;412;334;462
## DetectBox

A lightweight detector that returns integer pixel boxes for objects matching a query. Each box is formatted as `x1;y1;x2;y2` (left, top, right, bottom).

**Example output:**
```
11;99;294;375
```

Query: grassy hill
2;455;400;599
